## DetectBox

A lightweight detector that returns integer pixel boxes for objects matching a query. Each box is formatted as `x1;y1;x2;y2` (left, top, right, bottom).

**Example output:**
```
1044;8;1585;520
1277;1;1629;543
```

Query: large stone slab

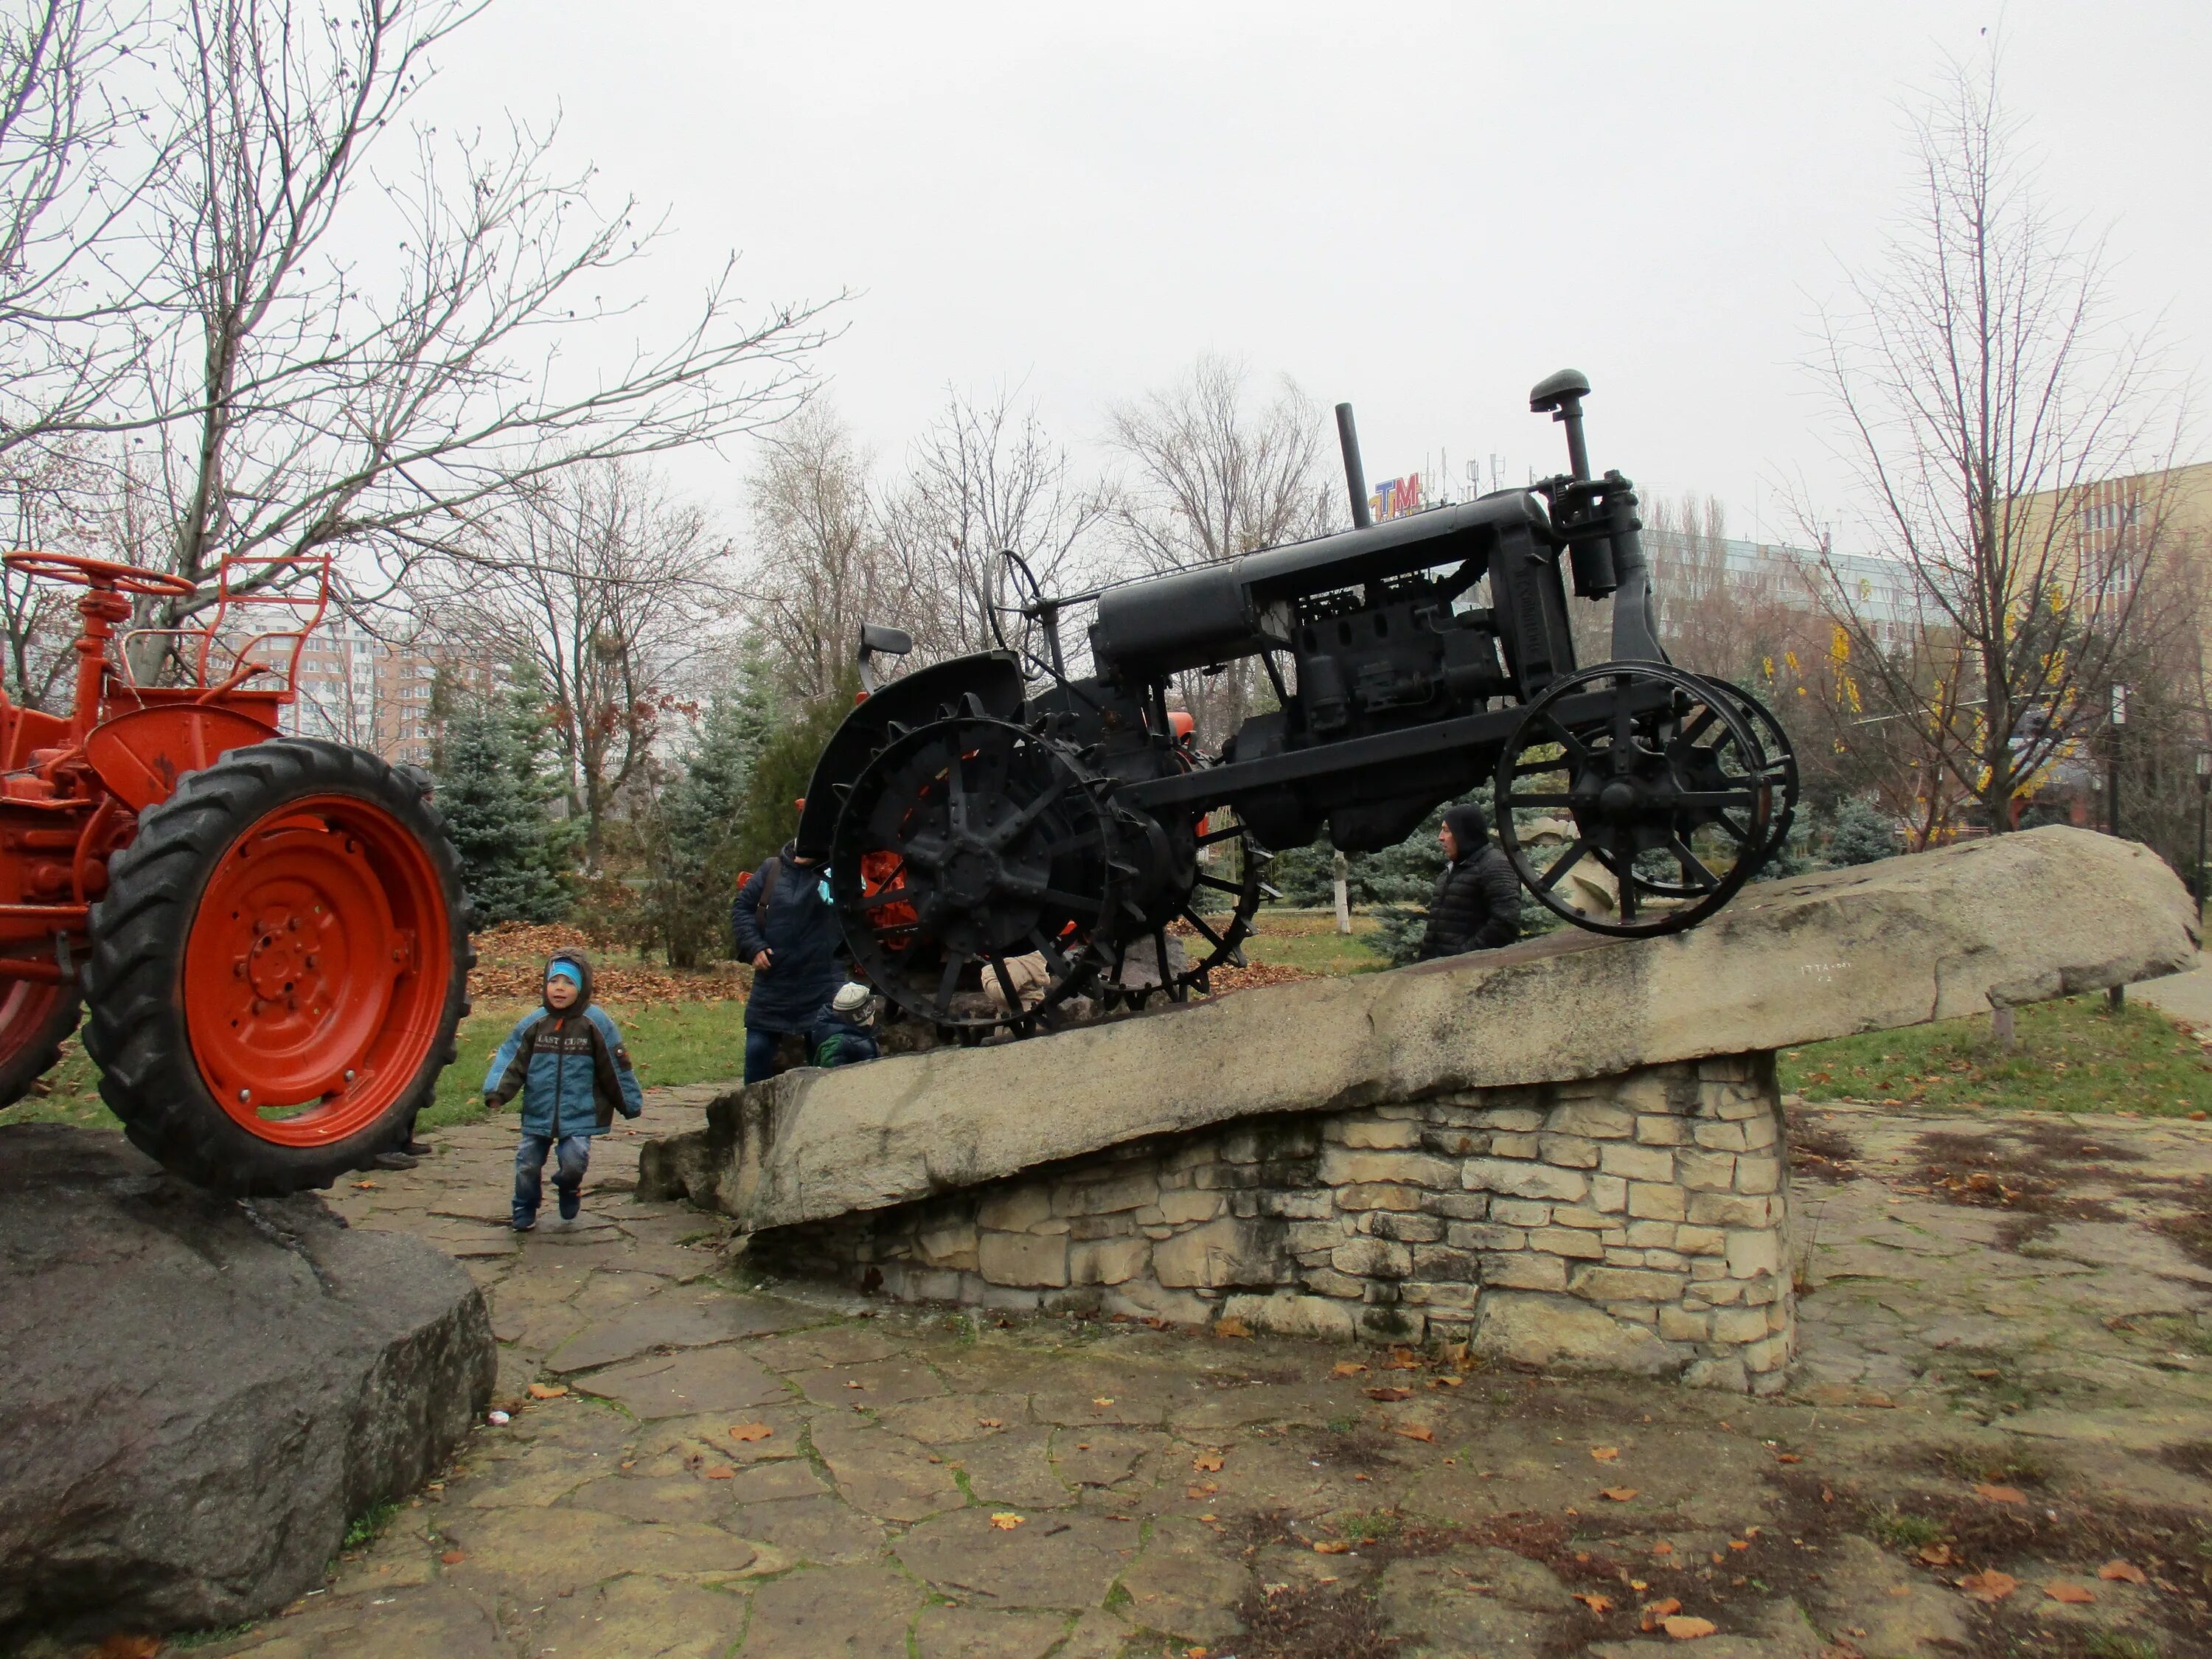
0;1124;495;1641
642;827;2192;1234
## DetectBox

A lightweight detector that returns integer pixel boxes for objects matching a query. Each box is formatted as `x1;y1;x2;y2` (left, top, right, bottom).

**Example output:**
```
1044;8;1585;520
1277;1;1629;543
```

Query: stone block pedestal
752;1054;1795;1391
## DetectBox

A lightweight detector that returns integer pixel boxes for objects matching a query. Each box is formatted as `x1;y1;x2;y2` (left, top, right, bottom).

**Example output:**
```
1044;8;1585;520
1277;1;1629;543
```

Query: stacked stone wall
749;1054;1794;1393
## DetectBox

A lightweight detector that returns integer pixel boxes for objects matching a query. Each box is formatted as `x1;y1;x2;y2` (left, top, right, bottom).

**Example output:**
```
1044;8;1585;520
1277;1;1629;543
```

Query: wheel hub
942;845;999;907
245;914;325;1005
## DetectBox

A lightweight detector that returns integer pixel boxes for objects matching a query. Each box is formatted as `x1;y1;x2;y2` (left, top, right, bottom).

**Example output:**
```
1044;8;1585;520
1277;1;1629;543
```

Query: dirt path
161;1091;2212;1659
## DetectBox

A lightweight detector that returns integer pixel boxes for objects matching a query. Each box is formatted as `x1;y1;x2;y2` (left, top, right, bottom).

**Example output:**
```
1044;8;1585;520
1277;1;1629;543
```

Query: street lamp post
2196;751;2211;911
2108;685;2130;1012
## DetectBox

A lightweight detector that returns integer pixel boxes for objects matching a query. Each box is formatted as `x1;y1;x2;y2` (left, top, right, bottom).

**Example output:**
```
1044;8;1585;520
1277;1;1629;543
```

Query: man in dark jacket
731;841;846;1083
1418;802;1522;960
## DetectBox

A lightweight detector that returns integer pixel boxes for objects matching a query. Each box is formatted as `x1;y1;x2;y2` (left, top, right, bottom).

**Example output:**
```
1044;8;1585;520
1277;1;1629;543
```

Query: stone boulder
643;827;2195;1234
0;1125;495;1641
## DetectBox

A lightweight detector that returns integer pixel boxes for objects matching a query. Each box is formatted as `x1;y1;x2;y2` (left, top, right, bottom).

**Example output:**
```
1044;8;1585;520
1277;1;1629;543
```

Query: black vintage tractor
799;371;1797;1037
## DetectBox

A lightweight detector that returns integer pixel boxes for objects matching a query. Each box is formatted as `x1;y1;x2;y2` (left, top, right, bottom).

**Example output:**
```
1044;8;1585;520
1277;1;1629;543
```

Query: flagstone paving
102;1087;2212;1658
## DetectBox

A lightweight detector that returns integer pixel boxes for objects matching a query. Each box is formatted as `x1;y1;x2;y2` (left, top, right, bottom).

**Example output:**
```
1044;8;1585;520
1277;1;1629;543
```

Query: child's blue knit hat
546;961;584;988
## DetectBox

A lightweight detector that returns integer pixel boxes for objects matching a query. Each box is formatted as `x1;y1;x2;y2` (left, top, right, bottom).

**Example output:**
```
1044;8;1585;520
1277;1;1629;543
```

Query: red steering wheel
4;550;198;598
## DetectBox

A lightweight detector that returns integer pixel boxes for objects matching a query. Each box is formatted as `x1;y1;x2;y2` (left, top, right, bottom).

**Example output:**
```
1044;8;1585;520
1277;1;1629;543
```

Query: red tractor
0;548;470;1194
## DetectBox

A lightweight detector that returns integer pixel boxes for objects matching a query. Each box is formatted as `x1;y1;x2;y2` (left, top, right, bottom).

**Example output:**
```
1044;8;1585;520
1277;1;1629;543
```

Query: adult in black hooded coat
1417;803;1521;960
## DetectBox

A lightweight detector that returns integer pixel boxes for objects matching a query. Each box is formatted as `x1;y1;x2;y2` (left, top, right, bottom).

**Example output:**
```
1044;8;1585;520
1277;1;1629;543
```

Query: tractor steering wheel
4;550;198;598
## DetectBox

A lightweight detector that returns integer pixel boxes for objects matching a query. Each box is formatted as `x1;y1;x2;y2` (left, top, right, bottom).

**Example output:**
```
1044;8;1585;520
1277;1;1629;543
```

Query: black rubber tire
84;737;474;1195
0;981;83;1109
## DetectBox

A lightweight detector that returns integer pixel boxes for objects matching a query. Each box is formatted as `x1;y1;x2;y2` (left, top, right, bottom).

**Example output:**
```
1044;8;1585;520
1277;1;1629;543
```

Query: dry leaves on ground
1192;1451;1225;1472
1394;1424;1436;1443
1958;1570;2018;1603
1601;1487;1639;1502
526;1382;566;1400
1663;1615;1717;1640
989;1513;1025;1530
1638;1597;1681;1630
2098;1559;2147;1585
703;1467;734;1481
1365;1386;1413;1401
1332;1361;1367;1377
1214;1315;1253;1338
1972;1482;2025;1504
1313;1540;1352;1555
1591;1445;1621;1461
439;1549;467;1565
94;1639;161;1659
1573;1592;1613;1613
728;1422;772;1442
2043;1582;2095;1604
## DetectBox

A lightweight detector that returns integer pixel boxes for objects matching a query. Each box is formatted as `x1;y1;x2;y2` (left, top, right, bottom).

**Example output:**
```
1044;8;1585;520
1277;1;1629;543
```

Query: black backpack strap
755;856;781;928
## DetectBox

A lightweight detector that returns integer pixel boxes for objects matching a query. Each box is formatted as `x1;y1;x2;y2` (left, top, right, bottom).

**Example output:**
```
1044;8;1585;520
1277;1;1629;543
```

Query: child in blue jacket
484;951;644;1231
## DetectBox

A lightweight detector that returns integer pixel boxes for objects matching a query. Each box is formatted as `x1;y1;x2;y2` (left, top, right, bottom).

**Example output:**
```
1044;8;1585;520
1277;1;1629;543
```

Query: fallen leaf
1662;1615;1717;1640
1092;1397;1115;1408
844;1380;864;1389
1888;1586;1912;1597
703;1467;734;1481
1215;1315;1252;1338
94;1638;162;1658
1972;1483;2025;1505
1591;1445;1621;1461
526;1382;567;1400
1429;1375;1464;1388
1630;1579;1648;1591
2043;1581;2094;1605
1728;1540;1750;1552
1968;1367;2000;1380
1652;1540;1674;1557
728;1422;773;1442
2098;1559;2146;1584
1573;1591;1614;1613
1394;1423;1436;1442
989;1512;1026;1530
1774;1453;1802;1464
1192;1451;1224;1472
439;1549;467;1565
977;1418;1004;1428
1638;1596;1682;1630
352;1180;378;1190
1958;1570;2018;1603
1332;1361;1368;1377
1313;1540;1352;1554
1601;1487;1639;1502
1918;1543;1952;1566
1186;1483;1218;1500
1365;1386;1413;1402
1383;1346;1422;1369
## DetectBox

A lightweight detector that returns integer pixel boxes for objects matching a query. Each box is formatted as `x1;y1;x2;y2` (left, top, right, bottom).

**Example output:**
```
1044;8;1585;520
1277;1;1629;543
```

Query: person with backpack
731;838;846;1084
482;950;645;1231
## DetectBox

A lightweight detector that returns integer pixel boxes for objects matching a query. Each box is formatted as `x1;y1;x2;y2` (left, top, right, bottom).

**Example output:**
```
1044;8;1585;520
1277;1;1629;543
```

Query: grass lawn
1244;907;1390;977
5;996;755;1138
1778;992;2212;1119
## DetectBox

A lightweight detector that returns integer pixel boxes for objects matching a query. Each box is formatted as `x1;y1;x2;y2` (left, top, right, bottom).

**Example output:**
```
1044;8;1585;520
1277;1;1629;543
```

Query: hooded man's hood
1442;802;1491;860
544;949;595;1012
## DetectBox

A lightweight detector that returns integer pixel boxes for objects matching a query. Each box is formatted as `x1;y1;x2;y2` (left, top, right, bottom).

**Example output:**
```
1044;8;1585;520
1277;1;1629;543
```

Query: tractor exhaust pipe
1335;403;1371;529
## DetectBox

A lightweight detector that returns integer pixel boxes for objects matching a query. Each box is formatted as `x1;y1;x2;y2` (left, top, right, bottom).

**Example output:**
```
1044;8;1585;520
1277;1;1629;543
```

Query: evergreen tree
504;655;583;897
1824;796;1902;866
431;698;569;925
638;659;779;967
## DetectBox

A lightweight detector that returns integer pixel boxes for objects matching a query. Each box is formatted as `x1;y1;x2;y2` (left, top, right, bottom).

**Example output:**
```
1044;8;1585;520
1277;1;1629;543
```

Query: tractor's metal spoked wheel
830;714;1118;1034
1107;812;1268;1011
1495;663;1773;937
1634;677;1799;898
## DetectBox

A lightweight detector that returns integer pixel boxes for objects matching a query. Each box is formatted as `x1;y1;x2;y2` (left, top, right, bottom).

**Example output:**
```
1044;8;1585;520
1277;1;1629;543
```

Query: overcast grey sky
425;2;2207;549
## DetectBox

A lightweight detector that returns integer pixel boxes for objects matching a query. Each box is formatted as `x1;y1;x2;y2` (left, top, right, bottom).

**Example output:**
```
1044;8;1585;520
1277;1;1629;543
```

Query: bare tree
424;459;737;866
0;1;166;465
877;385;1102;661
1801;47;2188;835
92;0;830;675
1104;355;1338;738
745;402;898;699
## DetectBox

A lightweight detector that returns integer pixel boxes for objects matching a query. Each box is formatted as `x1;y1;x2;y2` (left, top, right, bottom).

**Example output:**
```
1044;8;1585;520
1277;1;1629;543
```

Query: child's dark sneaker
512;1213;536;1233
557;1189;580;1222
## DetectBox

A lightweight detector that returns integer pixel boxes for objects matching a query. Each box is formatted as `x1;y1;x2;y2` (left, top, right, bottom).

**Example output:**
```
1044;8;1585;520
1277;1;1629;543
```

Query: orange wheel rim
182;793;450;1146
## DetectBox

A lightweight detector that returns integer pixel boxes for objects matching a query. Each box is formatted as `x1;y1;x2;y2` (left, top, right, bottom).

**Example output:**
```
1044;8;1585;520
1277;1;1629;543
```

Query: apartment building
279;617;485;768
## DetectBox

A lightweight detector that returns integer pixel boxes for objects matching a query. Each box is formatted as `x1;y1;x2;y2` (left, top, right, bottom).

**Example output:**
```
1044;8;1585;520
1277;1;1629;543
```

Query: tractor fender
83;704;283;812
795;652;1026;860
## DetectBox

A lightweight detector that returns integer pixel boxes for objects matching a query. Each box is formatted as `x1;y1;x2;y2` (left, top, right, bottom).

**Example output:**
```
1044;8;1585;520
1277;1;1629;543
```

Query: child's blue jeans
514;1132;591;1223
